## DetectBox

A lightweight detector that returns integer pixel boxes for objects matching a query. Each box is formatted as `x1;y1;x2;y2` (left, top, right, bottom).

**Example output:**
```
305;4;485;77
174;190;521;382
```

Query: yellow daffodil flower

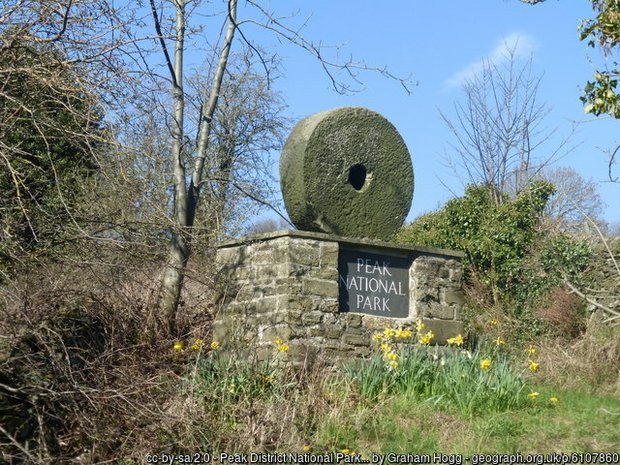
549;396;559;404
383;328;395;338
173;341;184;352
527;345;536;356
418;330;434;345
190;339;204;351
528;391;539;400
529;361;540;372
480;358;492;370
210;341;220;350
397;328;413;338
495;337;506;346
447;334;464;346
388;360;398;370
415;319;425;331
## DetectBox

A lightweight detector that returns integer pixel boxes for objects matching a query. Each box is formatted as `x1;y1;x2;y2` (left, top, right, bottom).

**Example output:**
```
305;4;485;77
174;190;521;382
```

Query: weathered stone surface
302;278;338;298
320;242;339;265
302;311;324;325
280;107;414;240
342;333;369;347
345;313;363;328
420;302;455;320
444;290;465;306
420;319;464;344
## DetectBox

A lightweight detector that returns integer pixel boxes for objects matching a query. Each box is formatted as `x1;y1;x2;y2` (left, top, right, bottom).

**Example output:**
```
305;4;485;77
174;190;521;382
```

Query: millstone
280;107;414;240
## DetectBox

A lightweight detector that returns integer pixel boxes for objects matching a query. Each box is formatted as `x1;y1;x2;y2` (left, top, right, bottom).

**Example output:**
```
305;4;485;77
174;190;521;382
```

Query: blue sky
234;1;618;225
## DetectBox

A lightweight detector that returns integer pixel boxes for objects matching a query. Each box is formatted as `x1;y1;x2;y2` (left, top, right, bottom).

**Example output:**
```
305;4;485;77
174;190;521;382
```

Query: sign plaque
338;247;410;317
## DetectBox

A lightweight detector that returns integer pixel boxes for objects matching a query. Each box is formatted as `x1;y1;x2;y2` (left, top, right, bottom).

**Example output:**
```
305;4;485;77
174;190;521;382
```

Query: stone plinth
213;230;464;365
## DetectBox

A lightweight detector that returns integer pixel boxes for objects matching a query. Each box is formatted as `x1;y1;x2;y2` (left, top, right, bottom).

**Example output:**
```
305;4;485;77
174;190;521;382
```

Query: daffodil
480;358;492;370
383;328;395;338
529;361;540;372
190;339;204;351
380;342;391;353
527;345;536;356
173;341;184;352
273;337;289;352
303;445;311;452
495;337;506;346
388;360;398;370
415;319;425;331
549;396;559;404
418;330;434;345
528;391;539;400
385;351;399;361
372;333;383;343
489;319;498;327
447;334;464;346
210;341;220;350
395;328;412;339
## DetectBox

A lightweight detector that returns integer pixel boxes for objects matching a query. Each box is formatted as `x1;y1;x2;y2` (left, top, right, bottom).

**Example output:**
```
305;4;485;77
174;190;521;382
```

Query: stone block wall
212;230;464;365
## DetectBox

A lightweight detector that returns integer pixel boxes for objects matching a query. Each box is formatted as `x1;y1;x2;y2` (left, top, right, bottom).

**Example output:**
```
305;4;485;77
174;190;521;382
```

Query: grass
175;330;620;461
307;387;620;459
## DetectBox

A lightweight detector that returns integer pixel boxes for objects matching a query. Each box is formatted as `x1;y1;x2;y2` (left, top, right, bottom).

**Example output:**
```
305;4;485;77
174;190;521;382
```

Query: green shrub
396;181;593;318
397;182;555;301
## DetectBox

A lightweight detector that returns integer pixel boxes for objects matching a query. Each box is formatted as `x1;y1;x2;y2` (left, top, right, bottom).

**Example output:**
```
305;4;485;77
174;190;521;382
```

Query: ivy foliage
0;44;101;270
396;181;591;305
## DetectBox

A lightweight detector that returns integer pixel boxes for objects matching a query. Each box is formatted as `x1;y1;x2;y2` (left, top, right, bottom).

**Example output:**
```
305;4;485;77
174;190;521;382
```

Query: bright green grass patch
308;387;620;460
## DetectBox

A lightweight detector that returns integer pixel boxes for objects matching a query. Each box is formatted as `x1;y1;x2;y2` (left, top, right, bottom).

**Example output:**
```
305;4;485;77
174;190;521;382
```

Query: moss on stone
280;107;414;240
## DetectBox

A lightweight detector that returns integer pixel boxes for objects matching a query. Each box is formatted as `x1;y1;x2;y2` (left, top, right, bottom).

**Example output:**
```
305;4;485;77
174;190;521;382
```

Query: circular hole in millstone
348;164;367;191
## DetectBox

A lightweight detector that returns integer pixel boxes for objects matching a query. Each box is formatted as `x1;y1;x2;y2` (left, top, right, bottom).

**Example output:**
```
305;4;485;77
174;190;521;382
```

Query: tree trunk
160;232;190;332
158;0;188;333
158;0;237;333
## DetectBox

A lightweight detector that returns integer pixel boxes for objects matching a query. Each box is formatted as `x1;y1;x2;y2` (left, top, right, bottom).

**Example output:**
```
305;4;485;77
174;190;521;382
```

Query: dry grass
0;257;217;464
537;286;587;338
533;323;620;394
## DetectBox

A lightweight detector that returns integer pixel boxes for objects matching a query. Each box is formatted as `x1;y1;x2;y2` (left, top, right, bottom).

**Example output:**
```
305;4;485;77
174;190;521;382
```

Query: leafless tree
2;0;413;331
441;45;572;206
540;166;606;234
189;54;290;238
140;0;414;331
244;217;292;236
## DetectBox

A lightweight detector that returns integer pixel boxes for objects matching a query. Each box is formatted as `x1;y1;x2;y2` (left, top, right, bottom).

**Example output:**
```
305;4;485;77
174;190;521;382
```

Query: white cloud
444;32;536;90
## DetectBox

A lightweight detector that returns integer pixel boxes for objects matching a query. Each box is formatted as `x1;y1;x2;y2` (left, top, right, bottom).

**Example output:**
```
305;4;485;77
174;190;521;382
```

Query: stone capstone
280;107;414;240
